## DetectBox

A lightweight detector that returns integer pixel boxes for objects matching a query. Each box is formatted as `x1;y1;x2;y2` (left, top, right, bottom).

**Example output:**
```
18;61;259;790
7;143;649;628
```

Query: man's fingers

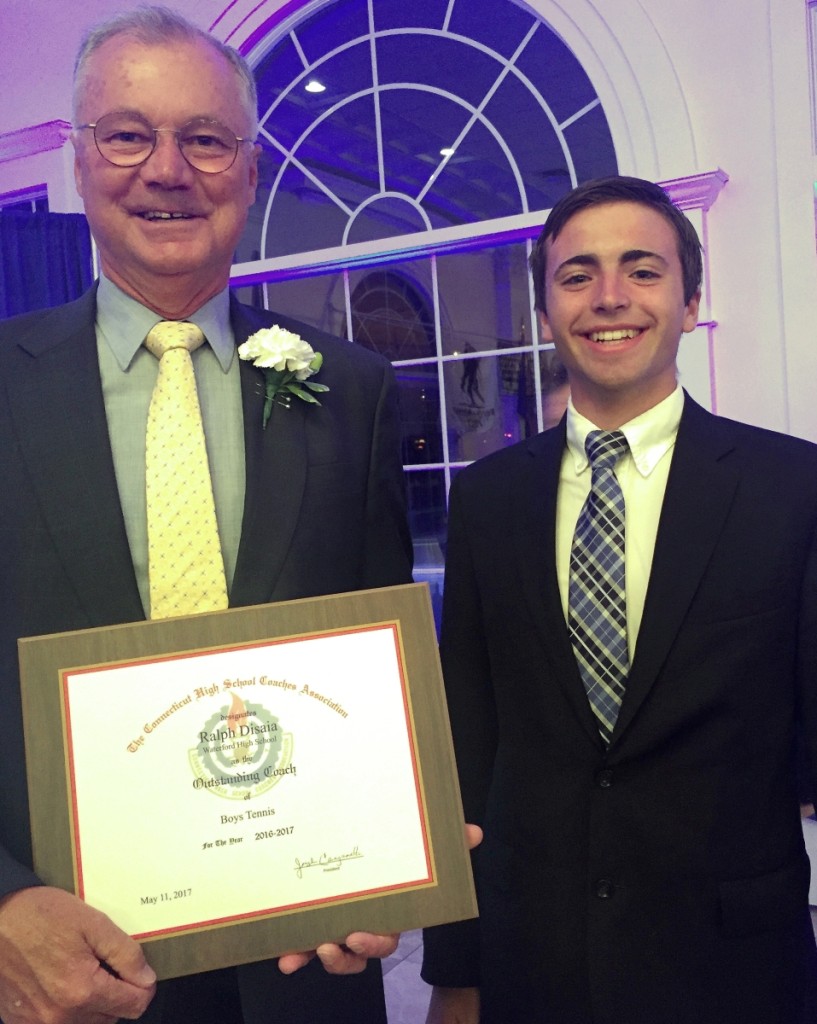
314;943;368;975
85;962;156;1021
277;951;315;975
0;887;156;1022
85;913;156;991
343;932;399;958
464;824;483;850
313;932;399;975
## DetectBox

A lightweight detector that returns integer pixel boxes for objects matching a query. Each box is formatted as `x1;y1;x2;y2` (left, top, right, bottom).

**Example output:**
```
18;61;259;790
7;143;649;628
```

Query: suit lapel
229;300;308;607
516;422;606;745
611;397;740;745
8;292;313;620
8;289;143;625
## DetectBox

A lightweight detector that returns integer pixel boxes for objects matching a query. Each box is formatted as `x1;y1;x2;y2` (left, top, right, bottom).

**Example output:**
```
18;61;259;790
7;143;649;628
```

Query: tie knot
145;321;205;359
585;429;629;469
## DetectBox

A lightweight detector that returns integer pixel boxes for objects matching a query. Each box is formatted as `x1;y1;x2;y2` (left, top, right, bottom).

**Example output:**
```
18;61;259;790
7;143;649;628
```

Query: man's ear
682;290;701;334
537;309;553;342
246;143;261;205
72;136;86;201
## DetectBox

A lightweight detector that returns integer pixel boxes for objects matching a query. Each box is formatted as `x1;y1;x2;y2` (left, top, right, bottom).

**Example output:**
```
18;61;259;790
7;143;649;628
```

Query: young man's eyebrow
620;248;669;266
553;253;599;274
552;249;671;276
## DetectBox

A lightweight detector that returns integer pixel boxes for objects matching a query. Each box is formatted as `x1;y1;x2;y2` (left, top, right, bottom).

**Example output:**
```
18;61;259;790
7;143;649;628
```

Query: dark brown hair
529;175;703;312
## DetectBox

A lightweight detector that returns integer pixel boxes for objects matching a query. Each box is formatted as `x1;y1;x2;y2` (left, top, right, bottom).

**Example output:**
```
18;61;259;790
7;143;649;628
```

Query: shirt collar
566;386;685;478
96;274;235;372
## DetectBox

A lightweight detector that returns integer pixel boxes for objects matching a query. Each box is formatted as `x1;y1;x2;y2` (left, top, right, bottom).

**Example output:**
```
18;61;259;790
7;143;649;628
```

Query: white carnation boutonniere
238;325;330;429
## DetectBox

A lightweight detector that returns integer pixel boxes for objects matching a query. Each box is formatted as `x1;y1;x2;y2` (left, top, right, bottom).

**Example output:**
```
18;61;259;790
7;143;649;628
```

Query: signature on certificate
295;846;364;878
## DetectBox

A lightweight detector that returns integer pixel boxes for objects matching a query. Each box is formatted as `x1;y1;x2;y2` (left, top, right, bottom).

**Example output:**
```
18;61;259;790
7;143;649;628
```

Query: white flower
238;325;329;428
238;326;318;379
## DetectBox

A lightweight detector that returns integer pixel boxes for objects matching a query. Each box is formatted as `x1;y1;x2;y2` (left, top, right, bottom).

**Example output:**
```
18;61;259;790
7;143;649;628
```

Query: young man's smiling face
538;200;700;429
72;33;258;318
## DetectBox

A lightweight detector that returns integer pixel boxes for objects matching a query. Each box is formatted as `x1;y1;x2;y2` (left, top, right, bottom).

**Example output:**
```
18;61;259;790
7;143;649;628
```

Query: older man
0;7;412;1023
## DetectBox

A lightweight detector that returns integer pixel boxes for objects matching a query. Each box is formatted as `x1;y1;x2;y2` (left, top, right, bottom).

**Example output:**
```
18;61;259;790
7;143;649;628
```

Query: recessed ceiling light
305;79;326;93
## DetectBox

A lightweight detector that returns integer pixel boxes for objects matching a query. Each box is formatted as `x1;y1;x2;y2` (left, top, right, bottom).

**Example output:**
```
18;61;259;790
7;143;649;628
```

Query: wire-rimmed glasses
75;111;252;173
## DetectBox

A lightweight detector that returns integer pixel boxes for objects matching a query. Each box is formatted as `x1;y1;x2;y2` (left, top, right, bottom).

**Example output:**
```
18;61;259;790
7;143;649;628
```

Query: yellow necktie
144;321;228;619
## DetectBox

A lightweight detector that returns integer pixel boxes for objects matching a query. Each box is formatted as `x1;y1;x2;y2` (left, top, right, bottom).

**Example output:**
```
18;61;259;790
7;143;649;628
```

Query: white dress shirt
555;387;685;660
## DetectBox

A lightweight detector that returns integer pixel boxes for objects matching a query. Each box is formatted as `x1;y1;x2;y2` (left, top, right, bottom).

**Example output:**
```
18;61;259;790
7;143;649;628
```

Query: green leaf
286;383;321;404
303;381;330;393
263;369;288;401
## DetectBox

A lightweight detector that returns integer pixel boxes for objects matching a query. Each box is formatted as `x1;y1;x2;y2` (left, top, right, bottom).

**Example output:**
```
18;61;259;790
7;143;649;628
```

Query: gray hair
72;5;258;137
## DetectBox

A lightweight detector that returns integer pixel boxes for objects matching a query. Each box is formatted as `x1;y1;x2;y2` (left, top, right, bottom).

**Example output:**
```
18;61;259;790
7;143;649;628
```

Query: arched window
231;0;618;615
245;0;615;255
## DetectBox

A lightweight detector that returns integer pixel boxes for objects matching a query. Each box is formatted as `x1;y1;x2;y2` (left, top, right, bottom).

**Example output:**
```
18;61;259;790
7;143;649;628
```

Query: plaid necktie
568;429;630;743
144;321;228;619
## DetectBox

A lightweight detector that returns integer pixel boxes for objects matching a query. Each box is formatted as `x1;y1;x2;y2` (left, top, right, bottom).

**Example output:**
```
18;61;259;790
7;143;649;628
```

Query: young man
0;7;413;1023
422;176;817;1023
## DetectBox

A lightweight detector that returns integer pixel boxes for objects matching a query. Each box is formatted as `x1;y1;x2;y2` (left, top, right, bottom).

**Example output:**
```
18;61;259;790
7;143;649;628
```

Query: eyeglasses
75;111;252;174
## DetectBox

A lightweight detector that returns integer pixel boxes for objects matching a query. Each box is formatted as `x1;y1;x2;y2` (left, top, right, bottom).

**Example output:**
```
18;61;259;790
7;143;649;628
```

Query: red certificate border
61;621;436;942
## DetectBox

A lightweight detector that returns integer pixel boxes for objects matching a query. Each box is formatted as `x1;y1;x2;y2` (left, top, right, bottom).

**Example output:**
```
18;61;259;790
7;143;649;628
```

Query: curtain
0;210;93;319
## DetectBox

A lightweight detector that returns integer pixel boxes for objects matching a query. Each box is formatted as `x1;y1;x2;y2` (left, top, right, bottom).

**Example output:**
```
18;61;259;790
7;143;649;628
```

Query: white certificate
67;624;428;935
20;585;476;978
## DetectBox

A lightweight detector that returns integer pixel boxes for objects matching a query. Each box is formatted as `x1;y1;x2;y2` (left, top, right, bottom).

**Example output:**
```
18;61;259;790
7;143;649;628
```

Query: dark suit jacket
423;396;817;1024
0;286;413;1024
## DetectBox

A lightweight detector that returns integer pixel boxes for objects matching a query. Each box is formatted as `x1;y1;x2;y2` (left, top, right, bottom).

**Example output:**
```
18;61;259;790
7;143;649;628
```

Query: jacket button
596;769;614;788
595;879;614;899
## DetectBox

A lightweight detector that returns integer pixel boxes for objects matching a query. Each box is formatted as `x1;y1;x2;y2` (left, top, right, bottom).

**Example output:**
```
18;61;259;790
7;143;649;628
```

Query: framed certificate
18;583;476;979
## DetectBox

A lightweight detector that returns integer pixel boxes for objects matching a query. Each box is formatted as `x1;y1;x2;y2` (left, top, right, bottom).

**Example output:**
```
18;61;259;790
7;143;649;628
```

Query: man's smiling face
538;200;700;428
73;33;258;315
